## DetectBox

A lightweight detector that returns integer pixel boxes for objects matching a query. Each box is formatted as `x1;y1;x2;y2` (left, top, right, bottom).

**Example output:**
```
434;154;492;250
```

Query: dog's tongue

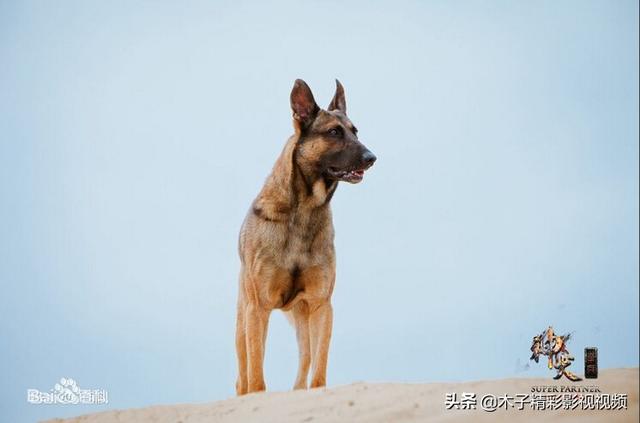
343;169;364;181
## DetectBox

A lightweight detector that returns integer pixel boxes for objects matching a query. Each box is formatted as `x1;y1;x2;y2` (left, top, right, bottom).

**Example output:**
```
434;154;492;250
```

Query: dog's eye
328;127;343;137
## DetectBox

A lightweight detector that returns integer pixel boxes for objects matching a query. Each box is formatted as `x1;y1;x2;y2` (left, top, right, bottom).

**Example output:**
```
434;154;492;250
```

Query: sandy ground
44;368;638;423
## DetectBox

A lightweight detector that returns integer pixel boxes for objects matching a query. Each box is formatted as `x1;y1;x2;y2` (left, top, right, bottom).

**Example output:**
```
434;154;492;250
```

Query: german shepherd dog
235;79;376;395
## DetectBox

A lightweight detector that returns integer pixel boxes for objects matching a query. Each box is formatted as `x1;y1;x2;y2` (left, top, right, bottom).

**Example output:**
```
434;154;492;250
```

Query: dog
235;79;376;395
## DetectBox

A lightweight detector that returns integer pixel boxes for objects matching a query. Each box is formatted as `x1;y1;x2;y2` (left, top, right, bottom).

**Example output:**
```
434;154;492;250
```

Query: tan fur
235;79;373;395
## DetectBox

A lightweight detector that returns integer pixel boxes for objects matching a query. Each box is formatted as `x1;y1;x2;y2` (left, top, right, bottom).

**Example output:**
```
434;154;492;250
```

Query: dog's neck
253;134;337;222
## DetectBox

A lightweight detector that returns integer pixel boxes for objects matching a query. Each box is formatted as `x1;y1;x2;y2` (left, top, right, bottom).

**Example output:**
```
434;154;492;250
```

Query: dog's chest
244;204;336;309
270;213;335;308
279;210;330;269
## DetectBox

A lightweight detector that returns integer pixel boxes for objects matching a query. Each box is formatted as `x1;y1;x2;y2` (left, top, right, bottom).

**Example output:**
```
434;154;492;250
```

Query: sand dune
44;368;638;423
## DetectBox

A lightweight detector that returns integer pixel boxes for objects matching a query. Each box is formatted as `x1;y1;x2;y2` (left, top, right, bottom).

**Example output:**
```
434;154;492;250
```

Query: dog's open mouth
327;167;367;183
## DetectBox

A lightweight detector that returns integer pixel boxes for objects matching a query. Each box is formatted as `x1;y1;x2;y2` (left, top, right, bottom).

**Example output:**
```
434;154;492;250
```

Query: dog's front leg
309;301;333;388
245;302;270;393
235;295;248;396
292;301;311;389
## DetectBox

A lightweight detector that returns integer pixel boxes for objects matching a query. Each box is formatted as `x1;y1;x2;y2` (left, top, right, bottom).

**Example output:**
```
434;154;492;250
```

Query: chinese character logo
529;326;582;382
27;378;108;405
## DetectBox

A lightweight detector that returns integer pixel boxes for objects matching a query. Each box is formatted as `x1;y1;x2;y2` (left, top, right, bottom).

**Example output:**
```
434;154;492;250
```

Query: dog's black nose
362;150;377;166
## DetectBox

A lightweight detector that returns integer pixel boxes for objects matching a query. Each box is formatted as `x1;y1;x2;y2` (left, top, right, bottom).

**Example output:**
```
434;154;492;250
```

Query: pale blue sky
1;1;638;422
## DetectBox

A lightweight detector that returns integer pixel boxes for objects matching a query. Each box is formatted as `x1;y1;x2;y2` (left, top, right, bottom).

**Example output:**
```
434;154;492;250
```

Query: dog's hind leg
290;302;311;389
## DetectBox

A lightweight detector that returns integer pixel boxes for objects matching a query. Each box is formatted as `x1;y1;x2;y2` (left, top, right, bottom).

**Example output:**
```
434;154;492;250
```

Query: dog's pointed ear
290;79;319;128
328;79;346;113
